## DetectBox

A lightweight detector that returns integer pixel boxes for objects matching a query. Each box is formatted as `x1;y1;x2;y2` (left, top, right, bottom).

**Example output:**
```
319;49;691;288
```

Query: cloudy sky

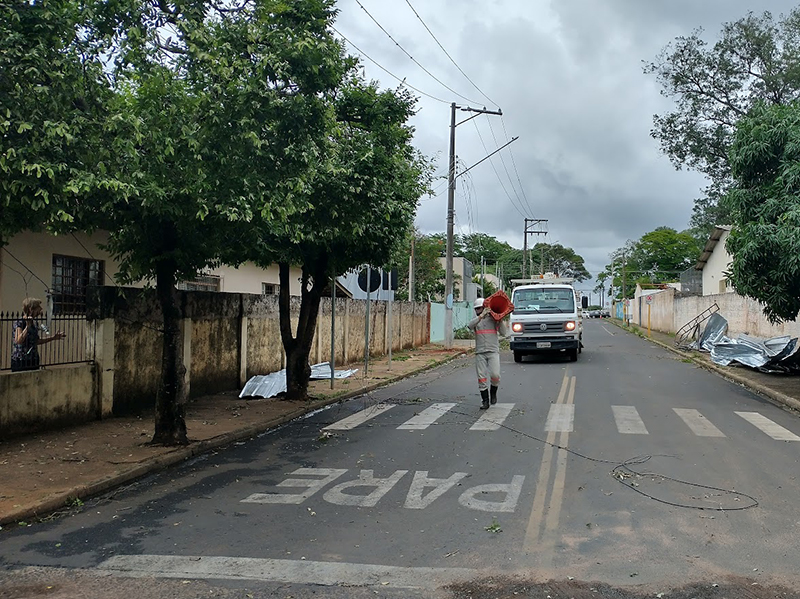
332;0;797;289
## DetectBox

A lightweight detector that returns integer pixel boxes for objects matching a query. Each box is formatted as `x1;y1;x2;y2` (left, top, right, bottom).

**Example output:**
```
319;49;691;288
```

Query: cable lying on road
318;357;760;512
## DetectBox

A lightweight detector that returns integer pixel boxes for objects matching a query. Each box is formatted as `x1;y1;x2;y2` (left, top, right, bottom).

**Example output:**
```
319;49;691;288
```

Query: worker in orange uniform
467;297;509;409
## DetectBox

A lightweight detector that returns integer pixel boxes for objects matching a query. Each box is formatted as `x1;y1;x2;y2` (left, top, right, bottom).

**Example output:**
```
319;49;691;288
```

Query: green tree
628;227;701;281
460;232;514;267
532;243;591;281
89;0;350;443
473;274;498;298
645;8;800;239
724;102;800;322
249;79;431;399
0;1;121;246
395;232;446;302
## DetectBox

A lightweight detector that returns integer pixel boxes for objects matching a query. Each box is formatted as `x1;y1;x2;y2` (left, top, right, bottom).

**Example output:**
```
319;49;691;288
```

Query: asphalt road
3;320;800;599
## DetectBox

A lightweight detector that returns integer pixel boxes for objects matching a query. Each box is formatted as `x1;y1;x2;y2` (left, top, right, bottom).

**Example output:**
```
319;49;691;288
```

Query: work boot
490;385;498;405
480;389;490;410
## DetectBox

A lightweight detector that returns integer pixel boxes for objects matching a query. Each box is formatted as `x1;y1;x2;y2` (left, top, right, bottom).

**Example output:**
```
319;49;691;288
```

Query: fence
0;312;89;371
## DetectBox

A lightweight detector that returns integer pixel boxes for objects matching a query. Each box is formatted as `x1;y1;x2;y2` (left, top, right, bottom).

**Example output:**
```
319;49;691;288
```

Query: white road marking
323;470;407;507
601;325;615;336
458;475;526;512
404;471;468;509
545;403;574;432
735;412;800;441
470;403;515;430
397;403;456;430
612;405;649;434
673;408;726;437
241;468;347;504
323;404;395;431
96;555;474;589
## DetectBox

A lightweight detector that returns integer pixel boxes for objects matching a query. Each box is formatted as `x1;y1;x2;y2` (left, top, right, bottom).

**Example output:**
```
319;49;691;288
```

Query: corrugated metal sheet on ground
239;362;359;399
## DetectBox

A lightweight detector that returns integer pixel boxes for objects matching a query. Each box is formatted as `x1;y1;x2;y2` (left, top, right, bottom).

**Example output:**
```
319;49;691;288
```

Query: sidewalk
609;318;800;413
0;342;473;527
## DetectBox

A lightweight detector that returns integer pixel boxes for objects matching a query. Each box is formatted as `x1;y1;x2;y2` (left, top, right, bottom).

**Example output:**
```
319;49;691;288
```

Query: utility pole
444;102;505;349
622;251;628;323
409;235;415;301
522;218;548;279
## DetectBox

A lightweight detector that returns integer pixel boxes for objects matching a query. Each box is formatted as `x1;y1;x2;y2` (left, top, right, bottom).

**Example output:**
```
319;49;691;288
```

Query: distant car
581;310;589;319
590;310;600;318
601;309;610;318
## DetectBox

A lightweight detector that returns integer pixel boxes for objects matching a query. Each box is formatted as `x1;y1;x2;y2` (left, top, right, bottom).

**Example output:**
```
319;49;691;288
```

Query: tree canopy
645;8;800;239
0;0;122;244
724;102;800;323
599;228;700;299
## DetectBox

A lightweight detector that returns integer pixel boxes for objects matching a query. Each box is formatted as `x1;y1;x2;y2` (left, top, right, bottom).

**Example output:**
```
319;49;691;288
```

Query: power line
352;0;482;105
500;116;537;218
401;0;498;109
470;118;529;219
331;26;449;104
487;117;531;218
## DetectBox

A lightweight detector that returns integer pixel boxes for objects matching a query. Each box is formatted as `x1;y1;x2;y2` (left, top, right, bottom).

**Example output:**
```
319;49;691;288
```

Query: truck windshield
512;288;575;314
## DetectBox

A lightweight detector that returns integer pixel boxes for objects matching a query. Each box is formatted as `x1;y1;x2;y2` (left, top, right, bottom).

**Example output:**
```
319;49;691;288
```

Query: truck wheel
514;351;523;363
569;348;578;362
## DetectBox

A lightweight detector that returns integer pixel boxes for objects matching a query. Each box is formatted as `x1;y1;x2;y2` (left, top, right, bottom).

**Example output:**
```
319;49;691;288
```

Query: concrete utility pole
522;219;548;279
444;102;506;349
409;235;415;301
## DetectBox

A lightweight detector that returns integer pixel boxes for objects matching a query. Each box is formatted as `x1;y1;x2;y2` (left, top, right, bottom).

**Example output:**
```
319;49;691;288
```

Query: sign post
646;295;653;338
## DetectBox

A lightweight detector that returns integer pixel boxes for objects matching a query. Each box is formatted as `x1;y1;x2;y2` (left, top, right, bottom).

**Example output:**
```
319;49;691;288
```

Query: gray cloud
335;0;797;280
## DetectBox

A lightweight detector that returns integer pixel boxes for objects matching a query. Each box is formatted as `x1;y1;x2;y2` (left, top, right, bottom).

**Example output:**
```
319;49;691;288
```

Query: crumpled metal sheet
239;362;359;399
696;314;800;372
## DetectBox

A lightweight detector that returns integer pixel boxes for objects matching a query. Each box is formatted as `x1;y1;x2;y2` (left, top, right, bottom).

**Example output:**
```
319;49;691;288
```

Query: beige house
694;226;734;296
0;230;303;314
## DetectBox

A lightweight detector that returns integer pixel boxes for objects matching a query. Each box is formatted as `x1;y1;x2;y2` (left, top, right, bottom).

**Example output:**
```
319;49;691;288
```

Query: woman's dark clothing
11;319;40;372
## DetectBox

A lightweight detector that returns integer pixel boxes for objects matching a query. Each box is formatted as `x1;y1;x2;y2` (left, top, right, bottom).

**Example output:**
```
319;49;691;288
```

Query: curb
609;319;800;414
1;348;471;527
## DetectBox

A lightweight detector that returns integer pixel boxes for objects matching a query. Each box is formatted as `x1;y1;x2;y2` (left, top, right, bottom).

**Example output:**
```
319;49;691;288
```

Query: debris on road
239;362;359;399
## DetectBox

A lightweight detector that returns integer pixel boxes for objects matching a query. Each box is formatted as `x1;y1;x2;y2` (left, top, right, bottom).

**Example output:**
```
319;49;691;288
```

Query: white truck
508;276;583;363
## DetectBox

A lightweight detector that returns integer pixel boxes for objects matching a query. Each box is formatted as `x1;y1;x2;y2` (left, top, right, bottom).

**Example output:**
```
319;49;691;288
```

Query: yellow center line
540;375;576;569
523;371;569;553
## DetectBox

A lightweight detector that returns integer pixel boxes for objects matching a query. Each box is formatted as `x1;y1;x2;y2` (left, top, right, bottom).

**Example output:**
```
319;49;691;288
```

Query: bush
454;327;474;340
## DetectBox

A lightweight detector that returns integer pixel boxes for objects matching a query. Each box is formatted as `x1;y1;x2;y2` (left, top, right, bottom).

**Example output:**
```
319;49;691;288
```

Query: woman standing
11;297;65;372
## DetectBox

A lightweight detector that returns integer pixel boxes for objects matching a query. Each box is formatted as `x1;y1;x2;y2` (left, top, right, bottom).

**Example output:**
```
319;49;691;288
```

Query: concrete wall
623;287;800;340
97;288;430;414
0;364;95;437
429;302;474;343
1;287;432;432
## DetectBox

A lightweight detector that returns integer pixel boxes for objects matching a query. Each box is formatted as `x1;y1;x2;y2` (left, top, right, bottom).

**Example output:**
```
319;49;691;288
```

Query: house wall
702;229;733;296
213;263;302;297
0;230;129;313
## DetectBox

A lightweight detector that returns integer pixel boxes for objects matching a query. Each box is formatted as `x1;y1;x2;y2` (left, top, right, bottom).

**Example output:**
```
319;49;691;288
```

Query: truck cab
508;276;583;362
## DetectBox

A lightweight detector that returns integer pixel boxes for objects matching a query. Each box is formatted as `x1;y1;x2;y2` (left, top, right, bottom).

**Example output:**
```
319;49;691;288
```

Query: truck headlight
512;322;523;333
564;321;576;331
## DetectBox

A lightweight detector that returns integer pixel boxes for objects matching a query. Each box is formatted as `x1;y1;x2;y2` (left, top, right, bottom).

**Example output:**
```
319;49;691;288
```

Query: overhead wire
352;0;483;105
470;118;529;219
331;25;450;105
486;117;530;218
501;116;536;218
401;0;498;109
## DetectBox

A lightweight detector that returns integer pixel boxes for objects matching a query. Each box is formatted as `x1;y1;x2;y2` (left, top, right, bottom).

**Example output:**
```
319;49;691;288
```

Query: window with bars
262;283;279;296
177;275;221;292
51;255;104;314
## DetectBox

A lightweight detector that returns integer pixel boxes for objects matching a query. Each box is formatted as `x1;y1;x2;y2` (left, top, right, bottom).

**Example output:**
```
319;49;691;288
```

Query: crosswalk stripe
470;404;515;431
612;405;648;434
545;404;574;432
673;408;726;437
323;404;395;431
735;412;800;441
397;403;457;430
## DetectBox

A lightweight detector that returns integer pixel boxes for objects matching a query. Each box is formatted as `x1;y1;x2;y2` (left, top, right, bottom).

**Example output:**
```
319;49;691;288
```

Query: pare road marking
241;467;525;512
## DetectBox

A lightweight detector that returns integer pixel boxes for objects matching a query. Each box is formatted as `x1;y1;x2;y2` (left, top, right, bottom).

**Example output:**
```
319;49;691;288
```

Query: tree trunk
279;259;327;401
151;229;188;445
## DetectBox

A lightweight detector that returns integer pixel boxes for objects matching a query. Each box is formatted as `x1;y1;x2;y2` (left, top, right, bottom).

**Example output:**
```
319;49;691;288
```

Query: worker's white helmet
474;298;484;309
